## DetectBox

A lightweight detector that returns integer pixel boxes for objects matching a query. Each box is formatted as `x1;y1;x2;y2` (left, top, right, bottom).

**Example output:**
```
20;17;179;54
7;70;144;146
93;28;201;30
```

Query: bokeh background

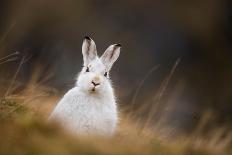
0;0;231;133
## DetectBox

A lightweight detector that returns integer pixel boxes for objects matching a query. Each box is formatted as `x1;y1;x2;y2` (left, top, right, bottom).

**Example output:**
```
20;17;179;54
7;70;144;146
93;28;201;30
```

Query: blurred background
0;0;231;133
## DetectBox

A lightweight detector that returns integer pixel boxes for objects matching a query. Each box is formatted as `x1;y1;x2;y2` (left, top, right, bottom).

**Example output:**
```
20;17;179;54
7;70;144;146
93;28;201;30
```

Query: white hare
49;36;121;136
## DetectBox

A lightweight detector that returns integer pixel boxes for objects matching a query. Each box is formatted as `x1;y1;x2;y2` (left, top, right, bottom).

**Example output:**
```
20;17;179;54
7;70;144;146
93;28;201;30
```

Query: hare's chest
72;103;117;134
74;103;115;123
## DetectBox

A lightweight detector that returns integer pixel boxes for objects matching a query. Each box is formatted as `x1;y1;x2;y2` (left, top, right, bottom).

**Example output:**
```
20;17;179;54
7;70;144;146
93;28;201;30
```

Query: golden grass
0;59;231;155
0;85;231;155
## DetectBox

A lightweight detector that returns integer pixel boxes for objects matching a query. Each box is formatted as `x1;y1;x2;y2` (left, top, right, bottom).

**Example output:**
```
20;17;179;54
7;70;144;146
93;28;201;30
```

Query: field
0;82;231;155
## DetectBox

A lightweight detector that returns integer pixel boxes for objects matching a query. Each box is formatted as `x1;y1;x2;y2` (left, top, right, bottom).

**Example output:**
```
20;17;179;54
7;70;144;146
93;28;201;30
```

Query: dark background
0;0;231;132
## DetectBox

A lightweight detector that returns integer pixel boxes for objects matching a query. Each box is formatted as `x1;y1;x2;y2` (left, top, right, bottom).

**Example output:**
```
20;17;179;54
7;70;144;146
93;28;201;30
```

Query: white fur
49;37;121;136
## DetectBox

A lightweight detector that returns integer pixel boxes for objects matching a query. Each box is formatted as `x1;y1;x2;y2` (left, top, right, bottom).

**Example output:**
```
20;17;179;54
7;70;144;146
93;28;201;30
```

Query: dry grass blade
4;56;25;97
0;57;18;65
144;58;181;128
131;64;160;110
4;53;32;97
154;58;181;104
0;51;19;62
0;21;16;46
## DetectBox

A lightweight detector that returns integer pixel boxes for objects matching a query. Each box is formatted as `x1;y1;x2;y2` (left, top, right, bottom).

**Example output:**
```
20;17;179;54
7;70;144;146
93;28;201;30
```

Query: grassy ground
0;88;231;155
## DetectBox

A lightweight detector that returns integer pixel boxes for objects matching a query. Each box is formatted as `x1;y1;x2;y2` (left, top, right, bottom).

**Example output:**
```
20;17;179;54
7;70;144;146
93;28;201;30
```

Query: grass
0;58;231;155
0;89;231;155
0;57;230;155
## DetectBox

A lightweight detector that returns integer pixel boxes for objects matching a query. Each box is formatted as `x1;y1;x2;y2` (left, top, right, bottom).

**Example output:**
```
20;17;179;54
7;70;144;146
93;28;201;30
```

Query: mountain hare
49;36;121;136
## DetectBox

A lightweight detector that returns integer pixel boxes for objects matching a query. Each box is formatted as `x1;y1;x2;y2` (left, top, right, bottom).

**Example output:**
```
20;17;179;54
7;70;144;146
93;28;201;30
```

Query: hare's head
76;36;121;94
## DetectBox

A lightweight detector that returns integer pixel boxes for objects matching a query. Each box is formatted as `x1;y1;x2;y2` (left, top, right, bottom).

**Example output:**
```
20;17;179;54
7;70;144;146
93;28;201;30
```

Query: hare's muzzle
91;76;101;91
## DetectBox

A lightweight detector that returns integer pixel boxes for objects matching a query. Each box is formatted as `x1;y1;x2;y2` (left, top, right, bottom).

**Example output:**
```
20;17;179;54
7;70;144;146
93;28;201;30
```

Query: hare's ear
100;44;121;71
82;36;97;66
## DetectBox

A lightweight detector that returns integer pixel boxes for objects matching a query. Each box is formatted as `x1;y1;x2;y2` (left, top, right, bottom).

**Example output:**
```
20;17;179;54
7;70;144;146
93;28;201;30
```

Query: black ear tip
115;44;121;47
84;36;91;40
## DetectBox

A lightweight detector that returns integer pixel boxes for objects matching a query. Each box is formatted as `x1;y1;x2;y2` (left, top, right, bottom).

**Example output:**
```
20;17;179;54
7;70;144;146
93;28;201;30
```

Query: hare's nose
92;76;101;86
92;81;100;86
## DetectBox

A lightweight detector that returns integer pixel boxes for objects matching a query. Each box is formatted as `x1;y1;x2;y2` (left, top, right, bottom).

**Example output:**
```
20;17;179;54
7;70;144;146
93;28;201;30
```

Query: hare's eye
104;72;108;77
86;67;90;72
